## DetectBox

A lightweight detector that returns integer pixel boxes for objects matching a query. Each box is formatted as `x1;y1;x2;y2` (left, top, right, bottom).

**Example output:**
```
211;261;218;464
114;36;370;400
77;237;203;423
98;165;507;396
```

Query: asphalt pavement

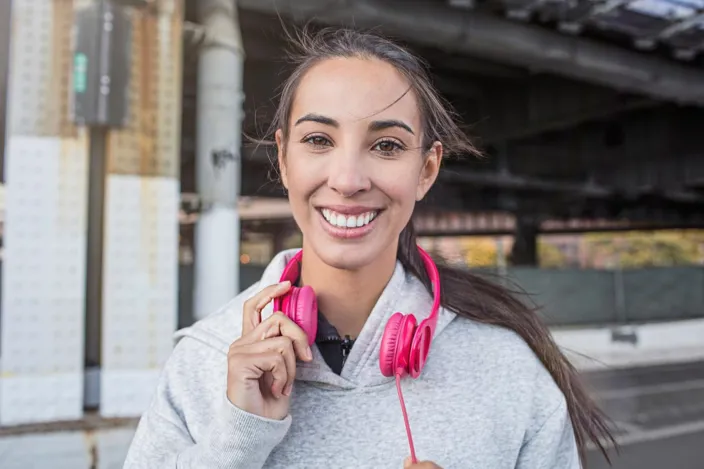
583;361;704;469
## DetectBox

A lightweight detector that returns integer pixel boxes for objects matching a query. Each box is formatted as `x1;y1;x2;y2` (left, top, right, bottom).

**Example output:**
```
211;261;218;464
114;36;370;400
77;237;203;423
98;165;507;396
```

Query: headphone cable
396;373;417;464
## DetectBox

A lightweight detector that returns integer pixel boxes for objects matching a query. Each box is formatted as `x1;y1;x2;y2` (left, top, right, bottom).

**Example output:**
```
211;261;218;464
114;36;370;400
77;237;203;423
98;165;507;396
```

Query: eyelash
301;135;406;157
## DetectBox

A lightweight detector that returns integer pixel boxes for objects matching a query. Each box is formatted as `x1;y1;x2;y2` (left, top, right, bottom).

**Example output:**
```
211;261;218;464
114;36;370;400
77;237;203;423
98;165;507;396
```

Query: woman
124;28;614;468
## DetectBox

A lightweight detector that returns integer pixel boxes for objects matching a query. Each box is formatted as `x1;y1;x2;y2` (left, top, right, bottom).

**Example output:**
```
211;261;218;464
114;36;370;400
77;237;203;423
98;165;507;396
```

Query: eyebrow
294;113;415;136
368;119;415;135
294;113;339;127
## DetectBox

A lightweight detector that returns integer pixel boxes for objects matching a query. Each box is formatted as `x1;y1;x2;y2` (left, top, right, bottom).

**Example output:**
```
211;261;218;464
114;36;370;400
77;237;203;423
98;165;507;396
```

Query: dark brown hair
261;26;616;465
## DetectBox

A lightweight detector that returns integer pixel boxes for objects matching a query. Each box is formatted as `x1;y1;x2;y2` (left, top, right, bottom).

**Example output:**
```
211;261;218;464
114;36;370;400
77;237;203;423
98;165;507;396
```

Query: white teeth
321;209;379;229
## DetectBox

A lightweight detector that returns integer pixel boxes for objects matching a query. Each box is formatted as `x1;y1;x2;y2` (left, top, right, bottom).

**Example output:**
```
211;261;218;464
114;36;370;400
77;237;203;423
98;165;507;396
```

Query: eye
302;134;332;149
373;139;405;156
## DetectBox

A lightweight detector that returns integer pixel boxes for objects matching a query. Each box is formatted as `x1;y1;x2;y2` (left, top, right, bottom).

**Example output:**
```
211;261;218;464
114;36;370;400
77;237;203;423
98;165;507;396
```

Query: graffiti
211;147;239;172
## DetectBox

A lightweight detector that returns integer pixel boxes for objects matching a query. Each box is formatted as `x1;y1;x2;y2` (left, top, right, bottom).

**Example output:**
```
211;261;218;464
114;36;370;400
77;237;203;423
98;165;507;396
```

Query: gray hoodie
123;249;580;468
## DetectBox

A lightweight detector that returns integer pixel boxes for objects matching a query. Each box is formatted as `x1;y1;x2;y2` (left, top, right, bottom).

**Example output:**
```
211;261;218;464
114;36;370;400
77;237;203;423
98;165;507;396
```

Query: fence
499;266;704;325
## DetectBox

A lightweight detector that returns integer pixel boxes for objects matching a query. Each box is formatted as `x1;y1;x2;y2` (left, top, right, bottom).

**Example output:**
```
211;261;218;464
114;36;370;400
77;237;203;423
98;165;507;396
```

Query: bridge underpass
179;2;704;268
1;1;704;467
177;4;704;468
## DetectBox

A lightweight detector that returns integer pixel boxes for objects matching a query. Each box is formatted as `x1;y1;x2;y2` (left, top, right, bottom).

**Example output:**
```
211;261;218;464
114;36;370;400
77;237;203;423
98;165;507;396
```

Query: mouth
316;207;383;240
320;208;380;229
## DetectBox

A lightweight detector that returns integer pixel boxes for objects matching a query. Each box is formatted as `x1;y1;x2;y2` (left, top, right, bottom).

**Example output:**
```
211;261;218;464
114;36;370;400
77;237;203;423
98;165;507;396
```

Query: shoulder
433;313;567;418
438;313;543;371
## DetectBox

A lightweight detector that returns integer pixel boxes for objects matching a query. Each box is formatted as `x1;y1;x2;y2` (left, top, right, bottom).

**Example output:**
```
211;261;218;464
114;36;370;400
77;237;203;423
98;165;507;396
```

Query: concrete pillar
193;0;245;320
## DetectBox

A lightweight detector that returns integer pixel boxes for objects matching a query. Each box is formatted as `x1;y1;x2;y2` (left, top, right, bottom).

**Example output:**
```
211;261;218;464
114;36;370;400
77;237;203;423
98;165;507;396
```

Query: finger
260;312;313;361
237;310;312;361
231;350;289;398
241;281;291;336
255;351;289;398
233;336;297;396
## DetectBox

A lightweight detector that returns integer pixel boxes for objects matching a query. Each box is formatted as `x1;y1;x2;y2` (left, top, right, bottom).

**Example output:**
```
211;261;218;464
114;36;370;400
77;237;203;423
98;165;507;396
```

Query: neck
299;244;398;339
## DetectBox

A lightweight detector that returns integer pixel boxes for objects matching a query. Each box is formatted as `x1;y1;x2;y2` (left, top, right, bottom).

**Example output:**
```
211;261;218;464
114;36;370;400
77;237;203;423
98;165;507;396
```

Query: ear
416;141;442;201
275;129;289;190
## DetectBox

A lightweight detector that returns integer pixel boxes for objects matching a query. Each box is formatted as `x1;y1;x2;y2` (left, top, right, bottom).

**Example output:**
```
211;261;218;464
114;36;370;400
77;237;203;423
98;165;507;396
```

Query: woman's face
276;57;442;271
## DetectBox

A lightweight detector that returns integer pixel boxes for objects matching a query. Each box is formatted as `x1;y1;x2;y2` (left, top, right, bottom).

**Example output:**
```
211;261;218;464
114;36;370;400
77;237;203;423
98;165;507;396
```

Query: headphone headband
274;246;441;346
416;245;441;340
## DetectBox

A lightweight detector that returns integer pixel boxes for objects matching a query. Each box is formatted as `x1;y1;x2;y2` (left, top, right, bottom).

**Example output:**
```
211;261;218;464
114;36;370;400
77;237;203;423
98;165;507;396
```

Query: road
583;361;704;469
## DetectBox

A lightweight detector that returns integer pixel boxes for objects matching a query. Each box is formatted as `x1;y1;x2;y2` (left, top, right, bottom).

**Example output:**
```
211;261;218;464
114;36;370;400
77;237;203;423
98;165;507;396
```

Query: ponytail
398;219;616;465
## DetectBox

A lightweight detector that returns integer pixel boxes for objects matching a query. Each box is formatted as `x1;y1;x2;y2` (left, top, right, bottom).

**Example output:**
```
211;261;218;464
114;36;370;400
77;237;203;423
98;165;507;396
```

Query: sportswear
123;249;580;468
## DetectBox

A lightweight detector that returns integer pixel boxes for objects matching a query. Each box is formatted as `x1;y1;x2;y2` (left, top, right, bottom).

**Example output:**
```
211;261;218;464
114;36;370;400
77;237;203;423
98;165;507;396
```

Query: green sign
74;53;88;93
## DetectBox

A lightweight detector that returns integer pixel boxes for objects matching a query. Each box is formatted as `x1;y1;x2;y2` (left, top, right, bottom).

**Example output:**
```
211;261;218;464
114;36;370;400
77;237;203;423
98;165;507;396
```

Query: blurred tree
461;237;498;267
538;241;568;268
584;230;704;268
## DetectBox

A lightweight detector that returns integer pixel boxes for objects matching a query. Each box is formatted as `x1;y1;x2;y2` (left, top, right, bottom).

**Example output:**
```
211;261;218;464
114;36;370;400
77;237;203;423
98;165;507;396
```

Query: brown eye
378;141;396;152
303;135;332;148
373;139;403;155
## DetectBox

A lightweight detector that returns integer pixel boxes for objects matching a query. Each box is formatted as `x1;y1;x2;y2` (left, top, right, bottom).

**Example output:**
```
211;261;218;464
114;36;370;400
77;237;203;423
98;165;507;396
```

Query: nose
326;148;372;197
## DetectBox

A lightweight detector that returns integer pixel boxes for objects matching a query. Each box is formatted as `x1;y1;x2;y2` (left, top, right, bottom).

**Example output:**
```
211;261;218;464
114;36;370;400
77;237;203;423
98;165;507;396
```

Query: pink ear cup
379;313;402;377
290;286;318;346
379;312;417;377
409;320;432;379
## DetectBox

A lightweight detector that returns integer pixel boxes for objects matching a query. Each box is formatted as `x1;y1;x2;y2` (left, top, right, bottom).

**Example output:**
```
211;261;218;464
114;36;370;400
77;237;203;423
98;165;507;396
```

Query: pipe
238;0;704;106
194;0;245;320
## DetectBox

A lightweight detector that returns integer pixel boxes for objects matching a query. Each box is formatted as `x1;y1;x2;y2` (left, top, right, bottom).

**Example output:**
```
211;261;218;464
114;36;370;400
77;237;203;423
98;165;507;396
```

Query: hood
176;249;457;389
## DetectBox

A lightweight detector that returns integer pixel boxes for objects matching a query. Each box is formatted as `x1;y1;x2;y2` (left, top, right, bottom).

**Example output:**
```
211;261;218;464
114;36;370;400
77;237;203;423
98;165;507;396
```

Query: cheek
283;157;320;211
378;169;420;208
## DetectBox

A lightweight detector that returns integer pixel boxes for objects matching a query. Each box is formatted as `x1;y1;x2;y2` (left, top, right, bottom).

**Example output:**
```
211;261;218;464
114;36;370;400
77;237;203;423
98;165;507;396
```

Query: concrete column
193;0;245;320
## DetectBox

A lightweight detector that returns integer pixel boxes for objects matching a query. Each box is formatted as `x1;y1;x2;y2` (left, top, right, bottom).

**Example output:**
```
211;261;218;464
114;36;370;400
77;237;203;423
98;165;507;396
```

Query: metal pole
84;126;107;409
194;0;245;320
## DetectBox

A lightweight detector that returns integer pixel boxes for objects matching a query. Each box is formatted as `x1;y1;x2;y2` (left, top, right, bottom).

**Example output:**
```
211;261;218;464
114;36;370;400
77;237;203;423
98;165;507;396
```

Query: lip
315;204;383;216
317;208;381;240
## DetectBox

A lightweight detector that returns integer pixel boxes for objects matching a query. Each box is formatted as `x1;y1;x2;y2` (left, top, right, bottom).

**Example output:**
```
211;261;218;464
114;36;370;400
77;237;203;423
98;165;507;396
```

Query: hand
403;457;443;468
227;281;313;420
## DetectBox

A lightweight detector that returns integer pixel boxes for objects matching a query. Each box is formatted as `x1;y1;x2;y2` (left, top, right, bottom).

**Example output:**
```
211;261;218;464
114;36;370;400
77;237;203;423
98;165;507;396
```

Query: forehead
290;57;421;130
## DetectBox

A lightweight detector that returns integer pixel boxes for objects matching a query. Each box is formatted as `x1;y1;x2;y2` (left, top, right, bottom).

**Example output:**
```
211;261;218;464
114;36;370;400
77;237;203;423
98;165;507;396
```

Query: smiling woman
123;27;615;469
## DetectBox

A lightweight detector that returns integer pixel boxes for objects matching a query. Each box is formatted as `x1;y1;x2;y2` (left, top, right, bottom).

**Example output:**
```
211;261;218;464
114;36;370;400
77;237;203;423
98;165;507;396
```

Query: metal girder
439;169;613;197
474;77;659;144
237;0;704;106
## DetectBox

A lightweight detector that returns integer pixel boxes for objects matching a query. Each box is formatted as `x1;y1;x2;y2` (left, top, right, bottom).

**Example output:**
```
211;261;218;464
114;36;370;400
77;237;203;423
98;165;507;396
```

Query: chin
311;241;384;271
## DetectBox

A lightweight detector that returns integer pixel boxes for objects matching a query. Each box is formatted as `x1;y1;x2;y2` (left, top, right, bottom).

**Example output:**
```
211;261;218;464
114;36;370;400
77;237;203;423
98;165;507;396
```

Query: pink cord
396;374;417;464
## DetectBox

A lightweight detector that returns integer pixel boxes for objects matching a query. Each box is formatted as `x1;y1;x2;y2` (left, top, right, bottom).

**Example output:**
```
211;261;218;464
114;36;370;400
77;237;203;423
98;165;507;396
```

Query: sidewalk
553;318;704;371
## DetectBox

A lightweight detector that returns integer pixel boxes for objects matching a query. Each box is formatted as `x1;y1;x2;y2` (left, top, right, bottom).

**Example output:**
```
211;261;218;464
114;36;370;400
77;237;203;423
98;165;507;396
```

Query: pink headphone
273;245;441;462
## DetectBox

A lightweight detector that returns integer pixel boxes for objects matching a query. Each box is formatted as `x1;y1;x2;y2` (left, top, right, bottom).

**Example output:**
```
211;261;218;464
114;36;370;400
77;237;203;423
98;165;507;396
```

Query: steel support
238;0;704;105
98;0;183;418
1;0;90;425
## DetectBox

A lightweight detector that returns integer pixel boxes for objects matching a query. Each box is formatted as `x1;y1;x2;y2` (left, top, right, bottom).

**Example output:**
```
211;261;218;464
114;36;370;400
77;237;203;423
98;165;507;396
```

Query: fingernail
403;456;412;468
279;280;291;288
305;346;313;360
283;383;293;396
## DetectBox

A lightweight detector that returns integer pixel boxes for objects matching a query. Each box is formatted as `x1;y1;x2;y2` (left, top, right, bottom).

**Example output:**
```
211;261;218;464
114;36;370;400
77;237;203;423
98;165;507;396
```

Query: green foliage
584;230;704;268
461;237;498;267
538;241;568;268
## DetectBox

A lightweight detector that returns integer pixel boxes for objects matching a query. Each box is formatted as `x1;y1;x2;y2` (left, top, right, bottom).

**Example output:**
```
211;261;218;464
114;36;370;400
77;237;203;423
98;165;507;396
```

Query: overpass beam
238;0;704;106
